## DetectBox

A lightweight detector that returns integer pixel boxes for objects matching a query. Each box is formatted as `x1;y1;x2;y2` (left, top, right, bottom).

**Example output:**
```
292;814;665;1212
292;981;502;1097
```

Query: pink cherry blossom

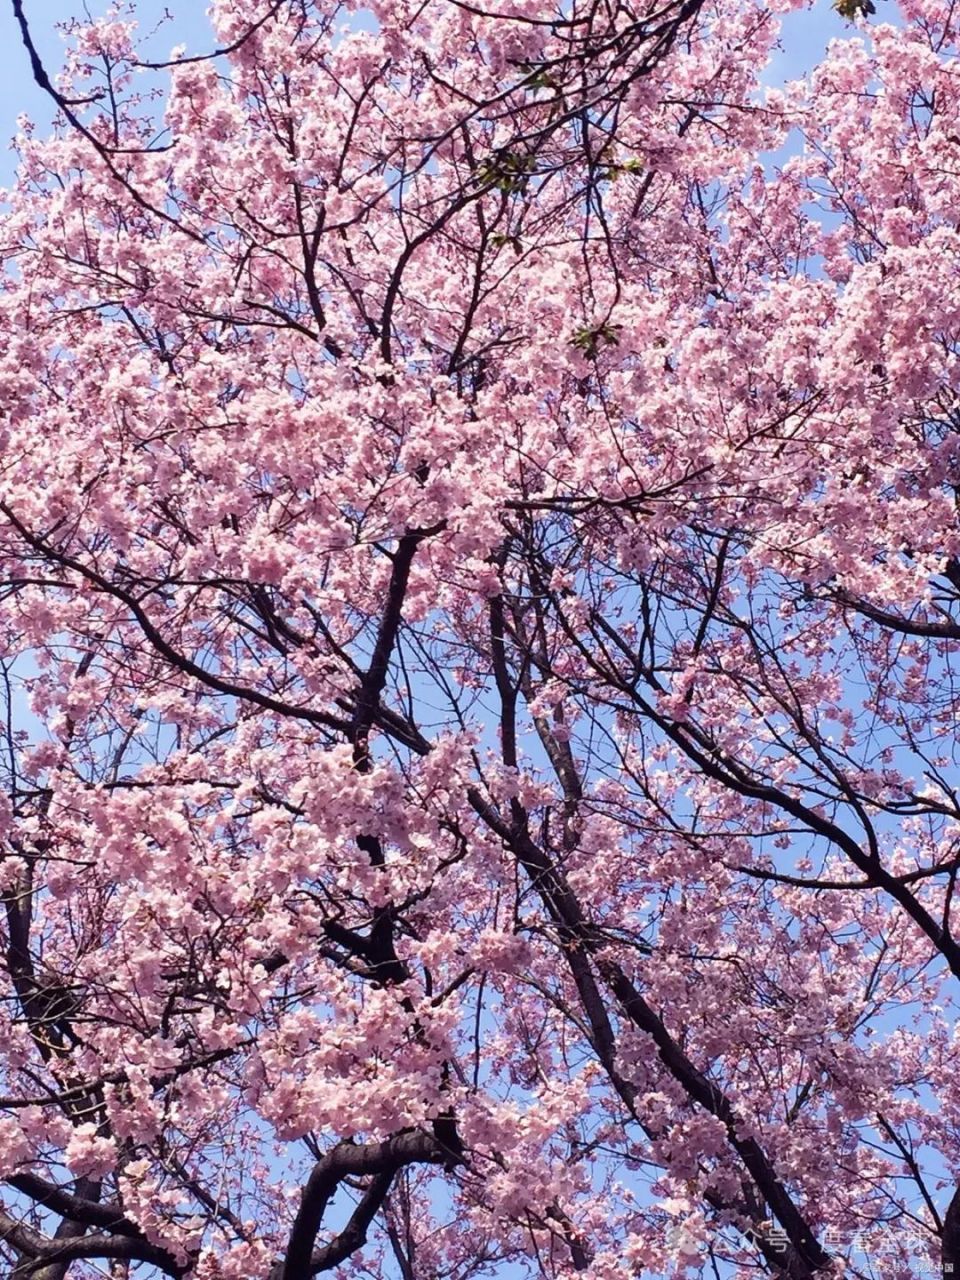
1;0;960;1277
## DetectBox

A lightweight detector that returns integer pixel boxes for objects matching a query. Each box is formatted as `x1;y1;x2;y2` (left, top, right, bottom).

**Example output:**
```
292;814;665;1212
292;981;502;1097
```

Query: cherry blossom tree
2;0;960;1277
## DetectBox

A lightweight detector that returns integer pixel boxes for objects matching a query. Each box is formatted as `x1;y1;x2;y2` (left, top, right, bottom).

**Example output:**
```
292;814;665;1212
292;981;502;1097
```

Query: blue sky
767;0;855;84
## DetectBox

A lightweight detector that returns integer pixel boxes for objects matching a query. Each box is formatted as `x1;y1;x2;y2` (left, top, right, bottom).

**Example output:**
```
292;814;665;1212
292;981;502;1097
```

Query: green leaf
475;151;537;194
596;158;644;183
571;322;623;359
490;233;523;254
518;60;558;91
832;0;876;18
